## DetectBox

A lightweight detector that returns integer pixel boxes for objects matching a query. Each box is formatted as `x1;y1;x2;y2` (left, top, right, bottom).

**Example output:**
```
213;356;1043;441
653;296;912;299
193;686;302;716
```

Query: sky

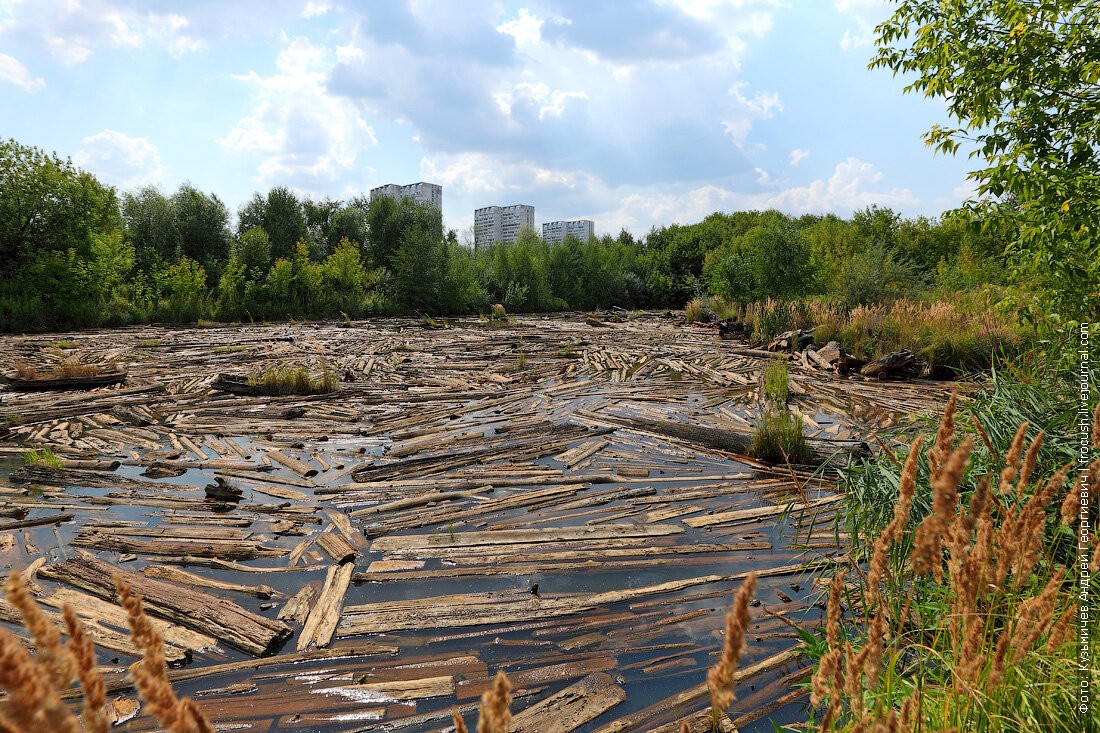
0;0;977;238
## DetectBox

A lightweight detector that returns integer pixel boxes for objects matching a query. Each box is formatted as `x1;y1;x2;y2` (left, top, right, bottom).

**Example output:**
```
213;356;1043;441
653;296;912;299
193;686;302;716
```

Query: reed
0;571;214;733
805;394;1091;731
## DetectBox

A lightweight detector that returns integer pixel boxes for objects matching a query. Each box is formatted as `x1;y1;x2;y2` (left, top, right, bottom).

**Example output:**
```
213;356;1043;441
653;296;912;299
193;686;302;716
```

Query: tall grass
691;294;1024;373
807;367;1096;731
248;364;338;395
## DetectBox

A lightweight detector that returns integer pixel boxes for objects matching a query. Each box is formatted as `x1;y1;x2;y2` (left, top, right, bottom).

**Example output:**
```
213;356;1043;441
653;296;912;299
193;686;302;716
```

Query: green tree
171;183;231;268
237;226;272;274
872;0;1100;322
0;138;120;274
238;186;309;262
121;186;179;271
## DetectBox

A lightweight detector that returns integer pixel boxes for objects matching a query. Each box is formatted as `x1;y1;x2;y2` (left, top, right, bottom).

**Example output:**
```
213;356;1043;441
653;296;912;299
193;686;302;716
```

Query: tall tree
171;183;231;267
121;186;179;270
237;186;309;262
872;0;1100;322
0;138;120;274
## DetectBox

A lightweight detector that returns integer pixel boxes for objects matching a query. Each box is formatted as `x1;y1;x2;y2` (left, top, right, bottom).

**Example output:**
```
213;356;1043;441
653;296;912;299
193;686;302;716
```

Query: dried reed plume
0;627;81;733
706;572;757;720
116;577;214;733
452;708;469;733
4;571;74;690
928;392;957;478
911;438;973;581
477;670;512;733
62;605;108;733
997;423;1028;493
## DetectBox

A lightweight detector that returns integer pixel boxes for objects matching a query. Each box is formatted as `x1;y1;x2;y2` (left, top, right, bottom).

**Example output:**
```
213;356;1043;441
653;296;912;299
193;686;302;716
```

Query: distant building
370;182;442;212
542;219;595;245
474;204;535;247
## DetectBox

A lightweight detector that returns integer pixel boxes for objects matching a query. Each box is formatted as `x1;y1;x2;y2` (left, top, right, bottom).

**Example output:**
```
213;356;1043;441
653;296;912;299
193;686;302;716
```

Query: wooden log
265;449;318;477
573;409;871;468
57;458;121;470
39;553;292;657
0;513;74;532
140;565;279;599
278;581;321;625
297;563;354;650
71;532;285;560
315;532;358;565
510;672;626;733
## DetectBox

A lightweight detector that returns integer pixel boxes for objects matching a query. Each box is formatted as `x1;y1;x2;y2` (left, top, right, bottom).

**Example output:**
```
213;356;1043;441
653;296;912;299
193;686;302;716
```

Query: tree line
0;137;1010;332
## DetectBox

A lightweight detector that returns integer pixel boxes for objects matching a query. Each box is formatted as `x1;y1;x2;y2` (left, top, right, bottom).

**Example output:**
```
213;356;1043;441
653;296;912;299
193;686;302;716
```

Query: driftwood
860;349;927;379
297;563;354;650
39;553;292;656
4;370;127;391
573;410;871;468
510;672;626;733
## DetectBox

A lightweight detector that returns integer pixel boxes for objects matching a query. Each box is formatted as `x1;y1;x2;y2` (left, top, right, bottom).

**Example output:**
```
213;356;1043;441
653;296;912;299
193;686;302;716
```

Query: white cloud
493;81;588;121
223;36;377;186
0;52;44;91
599;157;918;232
764;157;919;211
835;0;888;50
789;148;809;166
723;81;781;147
73;129;165;188
302;1;332;19
1;1;204;65
496;8;542;46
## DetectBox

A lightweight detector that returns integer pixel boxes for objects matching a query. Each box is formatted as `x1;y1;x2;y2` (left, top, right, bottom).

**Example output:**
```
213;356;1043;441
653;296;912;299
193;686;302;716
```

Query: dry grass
249;364;338;395
0;571;213;733
690;295;1023;372
10;358;110;381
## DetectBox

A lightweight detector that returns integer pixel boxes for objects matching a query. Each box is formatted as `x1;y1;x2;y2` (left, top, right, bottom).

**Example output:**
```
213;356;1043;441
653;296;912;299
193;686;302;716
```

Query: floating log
573;410;871;468
315;532;358;565
297;563;354;650
4;369;127;392
510;672;626;733
860;349;927;380
39;553;292;656
0;512;74;532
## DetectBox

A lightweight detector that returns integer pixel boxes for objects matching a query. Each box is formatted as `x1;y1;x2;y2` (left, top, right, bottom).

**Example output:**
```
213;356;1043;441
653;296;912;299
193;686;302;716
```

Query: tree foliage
872;0;1100;322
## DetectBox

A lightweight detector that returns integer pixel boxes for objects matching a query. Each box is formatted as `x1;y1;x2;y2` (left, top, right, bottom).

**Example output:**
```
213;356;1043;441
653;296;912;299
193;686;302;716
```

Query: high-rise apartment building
369;182;442;212
474;204;535;247
542;219;594;245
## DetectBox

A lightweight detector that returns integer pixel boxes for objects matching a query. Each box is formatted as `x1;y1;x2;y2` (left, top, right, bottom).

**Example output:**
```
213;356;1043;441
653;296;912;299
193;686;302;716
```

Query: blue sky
0;0;976;238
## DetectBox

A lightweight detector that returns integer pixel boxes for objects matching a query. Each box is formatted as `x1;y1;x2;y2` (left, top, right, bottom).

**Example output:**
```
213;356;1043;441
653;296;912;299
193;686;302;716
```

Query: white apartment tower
542;219;595;245
474;204;535;247
369;182;443;212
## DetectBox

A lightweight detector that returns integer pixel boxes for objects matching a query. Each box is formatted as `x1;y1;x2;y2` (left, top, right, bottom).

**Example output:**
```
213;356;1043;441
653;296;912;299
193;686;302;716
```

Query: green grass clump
762;356;789;405
22;448;63;467
748;411;811;464
48;340;76;349
249;365;337;395
137;339;161;348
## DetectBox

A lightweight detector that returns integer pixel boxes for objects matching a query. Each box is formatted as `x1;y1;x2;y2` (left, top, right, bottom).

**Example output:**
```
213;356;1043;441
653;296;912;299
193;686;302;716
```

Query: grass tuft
749;411;811;464
21;448;63;468
248;365;337;395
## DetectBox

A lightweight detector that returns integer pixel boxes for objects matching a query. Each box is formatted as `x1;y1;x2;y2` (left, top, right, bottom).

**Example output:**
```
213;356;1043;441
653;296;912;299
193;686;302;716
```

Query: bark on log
573;410;870;468
39;553;292;656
